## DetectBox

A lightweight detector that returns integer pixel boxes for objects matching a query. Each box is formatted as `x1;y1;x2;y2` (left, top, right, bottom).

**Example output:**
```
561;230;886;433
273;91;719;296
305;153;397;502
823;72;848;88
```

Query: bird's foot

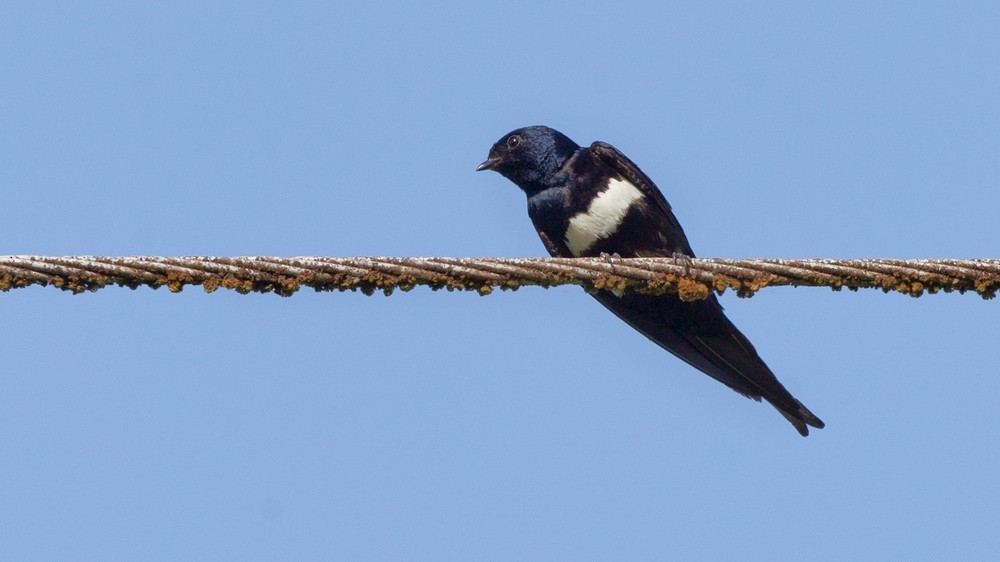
600;252;626;297
672;252;694;277
600;252;622;272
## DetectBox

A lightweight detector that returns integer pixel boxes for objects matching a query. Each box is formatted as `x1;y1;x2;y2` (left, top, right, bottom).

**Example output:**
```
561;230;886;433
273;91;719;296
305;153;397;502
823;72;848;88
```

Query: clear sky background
2;2;998;560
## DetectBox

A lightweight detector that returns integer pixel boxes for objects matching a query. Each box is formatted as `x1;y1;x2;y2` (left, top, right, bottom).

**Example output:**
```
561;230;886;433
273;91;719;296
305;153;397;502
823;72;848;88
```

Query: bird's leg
600;251;622;273
672;252;694;277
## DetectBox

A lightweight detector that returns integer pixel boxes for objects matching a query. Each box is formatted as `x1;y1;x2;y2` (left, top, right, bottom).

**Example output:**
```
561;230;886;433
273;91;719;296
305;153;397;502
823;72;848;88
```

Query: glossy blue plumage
479;126;823;436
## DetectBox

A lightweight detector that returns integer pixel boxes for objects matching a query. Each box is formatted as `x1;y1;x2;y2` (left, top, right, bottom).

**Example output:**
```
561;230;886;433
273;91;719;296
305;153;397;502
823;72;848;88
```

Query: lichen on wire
0;256;997;300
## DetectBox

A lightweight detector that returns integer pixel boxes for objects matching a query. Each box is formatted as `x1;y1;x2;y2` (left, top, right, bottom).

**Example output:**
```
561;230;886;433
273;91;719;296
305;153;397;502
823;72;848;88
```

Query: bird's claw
600;252;622;272
672;252;694;277
599;252;622;262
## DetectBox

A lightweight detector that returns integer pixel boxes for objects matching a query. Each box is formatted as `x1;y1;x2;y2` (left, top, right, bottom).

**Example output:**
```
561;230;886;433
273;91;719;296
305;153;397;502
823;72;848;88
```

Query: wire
0;256;997;299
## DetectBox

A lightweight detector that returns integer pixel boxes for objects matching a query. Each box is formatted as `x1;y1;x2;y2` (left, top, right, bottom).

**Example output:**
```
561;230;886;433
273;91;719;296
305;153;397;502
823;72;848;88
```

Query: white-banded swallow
478;125;824;436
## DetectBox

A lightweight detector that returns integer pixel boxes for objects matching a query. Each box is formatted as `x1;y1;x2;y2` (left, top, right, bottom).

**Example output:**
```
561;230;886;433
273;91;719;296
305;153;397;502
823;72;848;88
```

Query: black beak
476;156;502;172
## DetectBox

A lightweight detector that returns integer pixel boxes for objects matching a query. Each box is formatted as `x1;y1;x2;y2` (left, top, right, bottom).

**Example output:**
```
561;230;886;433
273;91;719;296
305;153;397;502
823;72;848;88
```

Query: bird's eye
506;135;521;149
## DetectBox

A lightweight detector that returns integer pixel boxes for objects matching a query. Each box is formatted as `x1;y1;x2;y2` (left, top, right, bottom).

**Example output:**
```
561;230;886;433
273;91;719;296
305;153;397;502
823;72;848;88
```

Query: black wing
592;287;824;436
588;141;823;435
589;141;695;257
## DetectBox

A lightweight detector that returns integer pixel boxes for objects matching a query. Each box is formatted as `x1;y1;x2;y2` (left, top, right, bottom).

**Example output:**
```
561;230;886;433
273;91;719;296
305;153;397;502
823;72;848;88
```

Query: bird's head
477;126;579;194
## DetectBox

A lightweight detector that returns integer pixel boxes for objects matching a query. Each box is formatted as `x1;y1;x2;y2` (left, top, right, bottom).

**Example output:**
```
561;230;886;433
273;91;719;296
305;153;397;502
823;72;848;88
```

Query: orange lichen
712;274;742;294
975;278;998;299
276;275;301;296
165;272;194;293
677;278;710;302
202;277;220;293
592;274;629;293
644;277;677;296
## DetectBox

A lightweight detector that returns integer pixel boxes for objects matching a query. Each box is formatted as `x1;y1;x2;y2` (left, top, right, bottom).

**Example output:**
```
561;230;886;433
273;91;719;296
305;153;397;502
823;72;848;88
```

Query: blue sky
2;2;998;559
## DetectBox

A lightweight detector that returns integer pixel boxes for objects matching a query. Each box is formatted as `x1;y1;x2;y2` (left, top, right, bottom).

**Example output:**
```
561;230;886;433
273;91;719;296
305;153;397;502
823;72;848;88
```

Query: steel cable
0;256;997;300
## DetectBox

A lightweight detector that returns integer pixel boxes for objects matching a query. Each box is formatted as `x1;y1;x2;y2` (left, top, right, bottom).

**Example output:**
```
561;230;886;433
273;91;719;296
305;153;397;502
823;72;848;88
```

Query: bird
477;125;824;436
